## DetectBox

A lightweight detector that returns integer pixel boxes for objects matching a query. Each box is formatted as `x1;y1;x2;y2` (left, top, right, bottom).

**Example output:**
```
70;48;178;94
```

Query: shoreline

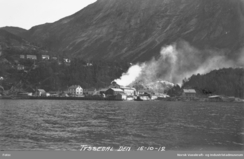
0;96;243;103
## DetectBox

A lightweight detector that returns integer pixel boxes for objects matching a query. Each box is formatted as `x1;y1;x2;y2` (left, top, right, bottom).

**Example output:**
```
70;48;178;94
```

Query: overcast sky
0;0;96;30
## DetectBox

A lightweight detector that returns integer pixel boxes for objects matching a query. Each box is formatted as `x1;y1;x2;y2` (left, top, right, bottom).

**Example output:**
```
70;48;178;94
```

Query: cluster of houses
16;54;94;71
20;54;71;63
12;80;244;102
19;54;64;61
14;80;199;101
15;81;157;100
14;54;71;71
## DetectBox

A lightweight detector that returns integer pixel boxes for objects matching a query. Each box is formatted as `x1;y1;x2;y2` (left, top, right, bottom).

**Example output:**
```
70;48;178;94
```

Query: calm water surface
0;100;243;151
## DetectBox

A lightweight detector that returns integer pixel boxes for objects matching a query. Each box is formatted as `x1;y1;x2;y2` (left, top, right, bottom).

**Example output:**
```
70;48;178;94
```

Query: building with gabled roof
105;88;124;96
34;89;46;96
68;85;83;97
182;89;196;99
120;86;137;96
26;55;37;60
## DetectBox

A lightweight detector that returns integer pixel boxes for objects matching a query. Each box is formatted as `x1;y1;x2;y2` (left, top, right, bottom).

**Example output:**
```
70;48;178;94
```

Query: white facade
42;55;50;60
121;87;137;96
68;85;83;96
26;55;37;60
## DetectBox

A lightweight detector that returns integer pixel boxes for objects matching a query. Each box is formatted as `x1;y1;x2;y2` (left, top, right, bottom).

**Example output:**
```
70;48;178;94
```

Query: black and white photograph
0;0;244;158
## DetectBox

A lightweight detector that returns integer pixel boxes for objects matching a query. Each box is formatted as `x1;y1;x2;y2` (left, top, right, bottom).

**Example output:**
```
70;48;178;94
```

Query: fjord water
0;100;243;151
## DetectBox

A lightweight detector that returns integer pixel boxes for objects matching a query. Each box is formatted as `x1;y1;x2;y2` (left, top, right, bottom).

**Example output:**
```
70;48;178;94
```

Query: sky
0;0;96;30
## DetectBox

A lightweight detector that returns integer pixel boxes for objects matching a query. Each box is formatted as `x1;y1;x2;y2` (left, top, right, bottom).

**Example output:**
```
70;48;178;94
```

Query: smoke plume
114;64;145;86
115;40;244;89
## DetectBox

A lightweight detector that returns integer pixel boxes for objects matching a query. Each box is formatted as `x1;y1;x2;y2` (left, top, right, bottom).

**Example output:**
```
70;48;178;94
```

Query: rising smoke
115;40;244;89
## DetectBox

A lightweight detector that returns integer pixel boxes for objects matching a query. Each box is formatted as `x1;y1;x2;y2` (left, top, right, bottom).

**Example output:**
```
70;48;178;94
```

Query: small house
26;55;37;60
20;55;25;59
121;87;137;96
59;91;69;97
182;89;196;100
84;89;97;96
208;95;223;102
115;92;127;100
17;64;25;70
35;89;46;96
68;85;83;97
42;55;50;60
48;91;59;97
105;88;124;97
99;88;108;97
138;89;154;97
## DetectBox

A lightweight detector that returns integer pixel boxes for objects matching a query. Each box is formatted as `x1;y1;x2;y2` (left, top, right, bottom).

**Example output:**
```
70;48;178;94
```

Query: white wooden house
182;89;196;99
26;55;37;60
42;55;50;60
68;85;83;97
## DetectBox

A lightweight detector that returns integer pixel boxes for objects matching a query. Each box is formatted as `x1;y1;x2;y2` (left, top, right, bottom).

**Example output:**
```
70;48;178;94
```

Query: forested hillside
0;58;130;92
182;68;244;98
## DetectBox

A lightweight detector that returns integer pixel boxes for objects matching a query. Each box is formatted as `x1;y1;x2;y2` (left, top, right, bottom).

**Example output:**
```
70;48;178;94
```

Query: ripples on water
0;100;243;151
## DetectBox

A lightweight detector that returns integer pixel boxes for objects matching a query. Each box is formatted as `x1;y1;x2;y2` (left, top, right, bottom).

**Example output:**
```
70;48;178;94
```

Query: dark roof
37;89;45;92
69;85;82;89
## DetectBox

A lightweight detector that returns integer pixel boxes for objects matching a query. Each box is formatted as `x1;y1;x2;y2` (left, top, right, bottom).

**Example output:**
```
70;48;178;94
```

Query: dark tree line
182;68;244;98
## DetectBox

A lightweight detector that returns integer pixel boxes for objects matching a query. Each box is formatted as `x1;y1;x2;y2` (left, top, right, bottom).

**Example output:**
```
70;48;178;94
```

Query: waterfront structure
115;92;127;100
17;92;33;97
138;89;153;95
84;89;97;96
182;89;196;100
35;89;46;96
68;85;83;97
105;88;124;96
109;81;137;97
208;95;223;102
42;55;50;60
120;87;137;96
26;55;37;60
48;91;59;97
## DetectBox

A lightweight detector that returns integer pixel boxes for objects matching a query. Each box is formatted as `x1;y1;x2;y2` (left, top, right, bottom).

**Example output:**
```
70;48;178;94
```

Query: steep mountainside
0;29;29;49
24;0;244;62
0;28;47;56
0;27;27;36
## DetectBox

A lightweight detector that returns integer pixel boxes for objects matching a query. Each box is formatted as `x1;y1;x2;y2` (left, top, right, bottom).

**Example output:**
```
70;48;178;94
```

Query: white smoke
114;40;244;89
114;64;145;86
